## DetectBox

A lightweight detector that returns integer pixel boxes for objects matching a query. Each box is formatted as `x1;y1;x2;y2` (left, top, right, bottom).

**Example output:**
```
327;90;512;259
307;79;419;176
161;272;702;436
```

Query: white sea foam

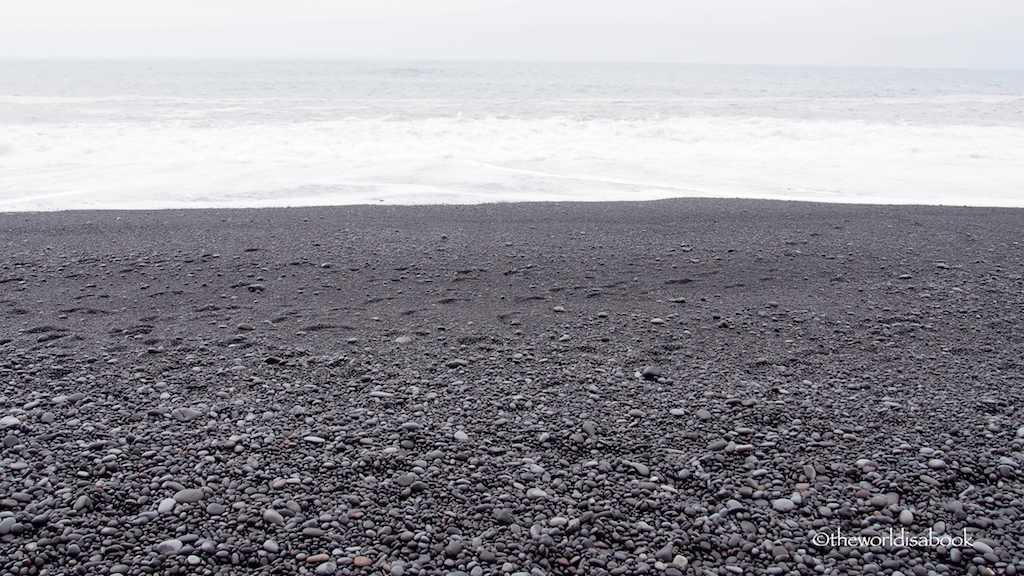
1;61;1022;211
1;114;1021;210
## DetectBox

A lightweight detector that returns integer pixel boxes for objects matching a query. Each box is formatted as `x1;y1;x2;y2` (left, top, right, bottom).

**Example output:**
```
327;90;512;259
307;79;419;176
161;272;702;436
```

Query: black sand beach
2;198;1024;576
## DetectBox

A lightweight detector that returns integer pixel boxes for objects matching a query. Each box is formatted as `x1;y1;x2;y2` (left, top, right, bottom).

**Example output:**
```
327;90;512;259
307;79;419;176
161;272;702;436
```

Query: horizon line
1;57;1022;73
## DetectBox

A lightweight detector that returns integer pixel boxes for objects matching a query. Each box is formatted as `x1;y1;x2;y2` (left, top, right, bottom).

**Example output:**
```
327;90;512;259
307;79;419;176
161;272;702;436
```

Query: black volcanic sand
1;198;1024;576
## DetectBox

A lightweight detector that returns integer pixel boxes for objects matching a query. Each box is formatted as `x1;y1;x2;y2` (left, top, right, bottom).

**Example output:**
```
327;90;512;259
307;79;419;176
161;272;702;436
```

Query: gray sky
1;0;1022;69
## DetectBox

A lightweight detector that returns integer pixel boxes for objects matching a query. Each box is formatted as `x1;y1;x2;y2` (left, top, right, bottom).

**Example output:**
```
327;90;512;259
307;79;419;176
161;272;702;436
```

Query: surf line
0;189;97;206
456;159;713;195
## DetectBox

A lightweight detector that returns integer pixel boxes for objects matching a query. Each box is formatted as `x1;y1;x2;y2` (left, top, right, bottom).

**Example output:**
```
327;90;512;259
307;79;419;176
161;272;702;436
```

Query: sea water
0;60;1022;211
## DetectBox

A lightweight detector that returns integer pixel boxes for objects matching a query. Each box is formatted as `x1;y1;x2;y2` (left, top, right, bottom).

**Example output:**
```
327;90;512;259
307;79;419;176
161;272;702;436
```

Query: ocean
1;59;1022;211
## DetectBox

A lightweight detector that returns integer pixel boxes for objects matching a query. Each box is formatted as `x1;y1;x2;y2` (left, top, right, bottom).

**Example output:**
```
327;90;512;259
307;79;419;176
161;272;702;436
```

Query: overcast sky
1;0;1021;69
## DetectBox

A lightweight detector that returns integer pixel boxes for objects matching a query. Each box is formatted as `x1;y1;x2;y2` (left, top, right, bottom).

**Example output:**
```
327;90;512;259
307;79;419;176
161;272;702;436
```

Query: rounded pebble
173;488;204;503
772;498;796;512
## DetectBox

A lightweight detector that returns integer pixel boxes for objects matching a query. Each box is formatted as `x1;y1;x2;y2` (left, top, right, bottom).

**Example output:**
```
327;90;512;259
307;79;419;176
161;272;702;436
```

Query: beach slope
1;199;1023;575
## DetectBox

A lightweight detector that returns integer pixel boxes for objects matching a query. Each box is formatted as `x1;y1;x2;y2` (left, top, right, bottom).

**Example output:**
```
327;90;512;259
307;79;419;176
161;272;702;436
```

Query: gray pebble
263;509;285;525
156;539;183;555
174;488;204;503
772;498;796;513
655;543;674;562
708;439;728;451
171;407;203;422
973;541;995;554
629;461;650;476
158;497;176;513
495;509;515;524
315;562;338;575
200;540;218;554
802;464;816;481
526;488;547;500
73;495;91;511
445;540;463;557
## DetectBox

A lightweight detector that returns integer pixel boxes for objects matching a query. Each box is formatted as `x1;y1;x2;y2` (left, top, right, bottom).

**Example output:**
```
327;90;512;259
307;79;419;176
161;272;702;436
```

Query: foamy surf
1;60;1022;210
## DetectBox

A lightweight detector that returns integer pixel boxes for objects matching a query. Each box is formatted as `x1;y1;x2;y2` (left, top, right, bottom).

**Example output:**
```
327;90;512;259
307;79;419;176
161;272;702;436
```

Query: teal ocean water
1;60;1022;210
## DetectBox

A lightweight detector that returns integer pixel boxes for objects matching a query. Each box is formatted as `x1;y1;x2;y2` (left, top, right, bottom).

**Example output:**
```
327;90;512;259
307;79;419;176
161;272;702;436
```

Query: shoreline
3;193;1024;215
2;198;1023;575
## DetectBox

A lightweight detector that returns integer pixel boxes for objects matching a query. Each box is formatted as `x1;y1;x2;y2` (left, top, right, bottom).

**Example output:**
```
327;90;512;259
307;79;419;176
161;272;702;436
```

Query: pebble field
2;199;1024;576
